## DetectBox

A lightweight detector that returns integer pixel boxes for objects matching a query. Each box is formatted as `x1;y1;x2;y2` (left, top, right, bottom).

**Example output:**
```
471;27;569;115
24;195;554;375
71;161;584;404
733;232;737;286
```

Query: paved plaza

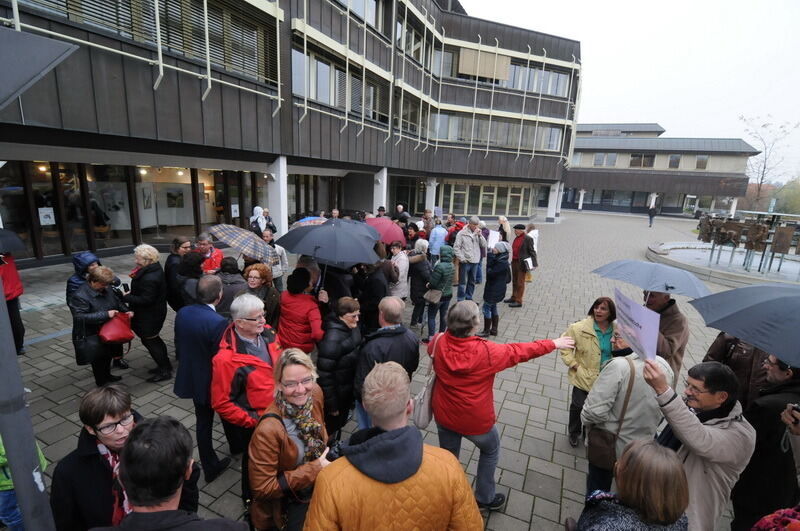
15;211;730;529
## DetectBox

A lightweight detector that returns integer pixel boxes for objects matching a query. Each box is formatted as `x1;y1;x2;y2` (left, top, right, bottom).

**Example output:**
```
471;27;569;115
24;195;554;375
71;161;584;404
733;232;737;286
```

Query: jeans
411;302;426;326
457;262;478;301
586;462;614;496
437;423;500;505
475;259;484;283
273;276;284;292
355;401;371;430
482;302;499;319
0;489;23;531
426;295;452;339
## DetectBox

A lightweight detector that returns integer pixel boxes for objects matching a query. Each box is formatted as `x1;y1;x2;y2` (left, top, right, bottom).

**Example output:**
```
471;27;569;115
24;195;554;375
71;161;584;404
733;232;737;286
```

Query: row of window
573;152;711;170
432;114;563;152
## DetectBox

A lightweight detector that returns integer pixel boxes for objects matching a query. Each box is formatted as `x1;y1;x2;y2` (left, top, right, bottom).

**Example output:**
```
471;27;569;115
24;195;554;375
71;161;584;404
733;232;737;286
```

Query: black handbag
74;333;102;365
586;357;635;471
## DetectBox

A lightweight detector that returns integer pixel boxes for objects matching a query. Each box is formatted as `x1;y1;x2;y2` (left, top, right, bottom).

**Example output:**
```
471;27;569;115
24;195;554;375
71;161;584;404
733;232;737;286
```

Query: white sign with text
614;288;660;360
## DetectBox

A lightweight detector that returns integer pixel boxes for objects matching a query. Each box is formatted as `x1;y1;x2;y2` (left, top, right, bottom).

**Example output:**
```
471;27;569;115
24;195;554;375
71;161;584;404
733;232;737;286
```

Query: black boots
476;319;491;337
490;316;499;336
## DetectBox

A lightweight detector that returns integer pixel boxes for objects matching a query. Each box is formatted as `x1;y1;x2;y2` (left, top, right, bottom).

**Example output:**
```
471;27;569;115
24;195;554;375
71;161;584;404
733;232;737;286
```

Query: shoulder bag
423;287;442;304
412;333;442;429
586;357;635;471
73;316;102;366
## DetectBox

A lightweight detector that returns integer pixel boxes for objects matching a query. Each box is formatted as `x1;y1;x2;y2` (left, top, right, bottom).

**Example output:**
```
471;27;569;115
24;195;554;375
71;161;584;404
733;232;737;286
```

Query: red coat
278;291;324;353
0;254;23;301
428;332;555;435
211;323;282;428
197;247;223;273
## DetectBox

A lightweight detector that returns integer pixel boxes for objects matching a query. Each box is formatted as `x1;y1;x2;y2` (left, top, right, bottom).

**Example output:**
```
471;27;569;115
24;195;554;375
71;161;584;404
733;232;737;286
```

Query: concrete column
424;178;438;213
729;197;738;218
709;196;716;211
555;182;564;217
648;193;659;209
266;156;288;236
577;189;586;211
546;182;560;222
373;167;388;214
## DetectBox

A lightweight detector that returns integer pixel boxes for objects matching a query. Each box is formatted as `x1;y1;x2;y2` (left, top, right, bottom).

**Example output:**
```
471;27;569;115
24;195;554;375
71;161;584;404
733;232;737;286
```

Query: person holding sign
560;297;616;448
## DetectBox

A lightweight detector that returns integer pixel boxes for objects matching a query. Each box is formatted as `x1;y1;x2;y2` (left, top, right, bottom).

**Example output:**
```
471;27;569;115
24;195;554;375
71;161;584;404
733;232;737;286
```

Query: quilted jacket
304;425;482;530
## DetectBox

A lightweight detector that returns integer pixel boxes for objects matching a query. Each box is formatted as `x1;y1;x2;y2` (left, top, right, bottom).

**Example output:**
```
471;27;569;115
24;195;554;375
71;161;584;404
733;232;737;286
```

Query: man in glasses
50;385;199;530
729;355;800;530
210;293;281;507
580;332;674;494
644;360;756;531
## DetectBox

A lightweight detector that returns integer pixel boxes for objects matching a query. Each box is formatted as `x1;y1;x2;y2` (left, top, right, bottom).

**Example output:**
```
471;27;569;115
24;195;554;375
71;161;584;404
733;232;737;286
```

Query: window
696;155;709;170
593;153;605;166
432;48;455;77
291;48;307;97
571;152;581;166
315;58;332;104
669;154;681;169
630;153;655;168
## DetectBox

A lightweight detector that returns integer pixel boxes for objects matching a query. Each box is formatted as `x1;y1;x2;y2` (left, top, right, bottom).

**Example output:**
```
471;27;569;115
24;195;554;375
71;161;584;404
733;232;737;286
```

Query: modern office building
564;123;758;214
0;0;580;264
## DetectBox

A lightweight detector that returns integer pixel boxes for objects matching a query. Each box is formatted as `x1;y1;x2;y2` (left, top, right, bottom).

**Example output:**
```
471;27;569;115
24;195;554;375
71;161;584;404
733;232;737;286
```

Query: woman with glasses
165;236;192;312
211;293;282;508
316;297;362;436
68;265;132;386
243;263;280;329
50;385;199;530
560;296;617;448
249;349;331;531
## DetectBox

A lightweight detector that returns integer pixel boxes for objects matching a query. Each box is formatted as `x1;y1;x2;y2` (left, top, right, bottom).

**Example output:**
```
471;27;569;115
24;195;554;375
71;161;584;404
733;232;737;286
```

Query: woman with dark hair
560;296;617;448
279;268;324;354
165;236;192;311
215;257;246;319
407;239;432;330
243;263;280;329
176;252;204;306
574;440;688;530
316;297;361;435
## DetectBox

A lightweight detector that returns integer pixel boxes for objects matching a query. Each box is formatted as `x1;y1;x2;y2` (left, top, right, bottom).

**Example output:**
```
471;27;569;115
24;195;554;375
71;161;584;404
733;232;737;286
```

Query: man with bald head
352;296;420;429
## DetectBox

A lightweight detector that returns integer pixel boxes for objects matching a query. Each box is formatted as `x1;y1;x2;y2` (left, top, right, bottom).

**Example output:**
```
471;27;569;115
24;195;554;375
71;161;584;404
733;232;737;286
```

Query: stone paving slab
12;212;735;529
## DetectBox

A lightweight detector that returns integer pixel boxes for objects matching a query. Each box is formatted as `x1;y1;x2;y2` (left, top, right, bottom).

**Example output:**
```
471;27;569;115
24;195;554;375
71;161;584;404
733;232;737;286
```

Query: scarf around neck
97;442;130;525
275;394;325;462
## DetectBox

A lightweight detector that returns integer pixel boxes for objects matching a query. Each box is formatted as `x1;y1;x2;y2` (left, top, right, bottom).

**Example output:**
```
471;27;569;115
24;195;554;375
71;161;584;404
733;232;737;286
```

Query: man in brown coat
703;332;768;410
644;291;689;386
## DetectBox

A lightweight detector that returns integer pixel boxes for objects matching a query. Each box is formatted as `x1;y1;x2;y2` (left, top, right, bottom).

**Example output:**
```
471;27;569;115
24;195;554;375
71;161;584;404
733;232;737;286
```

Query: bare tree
739;115;800;210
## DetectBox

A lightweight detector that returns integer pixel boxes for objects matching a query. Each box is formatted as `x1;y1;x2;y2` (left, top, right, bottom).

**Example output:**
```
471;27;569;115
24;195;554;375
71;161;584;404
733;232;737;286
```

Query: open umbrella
592;259;711;299
365;217;405;245
322;218;380;241
0;228;26;254
291;216;327;228
208;224;274;262
276;222;378;269
689;283;800;365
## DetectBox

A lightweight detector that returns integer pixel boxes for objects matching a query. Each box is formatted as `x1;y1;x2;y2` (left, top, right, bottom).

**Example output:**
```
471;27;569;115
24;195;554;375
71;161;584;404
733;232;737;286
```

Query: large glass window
696;155;709;169
669;154;681;169
292;48;307;97
87;165;135;249
136;166;196;245
315;58;332;105
0;162;34;259
28;162;62;256
630;153;655;168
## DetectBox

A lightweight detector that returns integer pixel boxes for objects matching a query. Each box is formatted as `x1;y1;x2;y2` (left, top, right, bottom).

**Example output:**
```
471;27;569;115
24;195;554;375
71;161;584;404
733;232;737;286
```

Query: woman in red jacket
428;300;574;511
0;253;24;355
278;268;325;355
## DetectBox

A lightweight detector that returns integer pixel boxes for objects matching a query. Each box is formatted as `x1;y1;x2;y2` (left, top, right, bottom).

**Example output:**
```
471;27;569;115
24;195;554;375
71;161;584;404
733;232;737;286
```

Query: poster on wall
166;190;184;208
38;207;55;226
141;184;153;210
231;203;239;218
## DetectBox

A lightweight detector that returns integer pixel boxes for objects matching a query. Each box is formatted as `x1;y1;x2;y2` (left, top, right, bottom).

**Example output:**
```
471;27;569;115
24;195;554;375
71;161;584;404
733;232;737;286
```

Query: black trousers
194;401;224;473
586;462;614;495
222;421;254;505
568;386;589;438
141;335;173;371
7;297;24;353
90;350;113;386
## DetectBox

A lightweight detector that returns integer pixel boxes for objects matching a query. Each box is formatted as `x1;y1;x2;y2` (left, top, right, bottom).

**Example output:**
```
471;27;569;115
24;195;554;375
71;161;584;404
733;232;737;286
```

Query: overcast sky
459;0;800;181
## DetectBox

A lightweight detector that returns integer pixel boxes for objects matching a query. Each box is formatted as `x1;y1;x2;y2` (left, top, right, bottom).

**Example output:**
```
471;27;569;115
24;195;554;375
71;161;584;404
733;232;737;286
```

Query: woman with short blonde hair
249;348;329;530
133;243;160;265
575;439;689;529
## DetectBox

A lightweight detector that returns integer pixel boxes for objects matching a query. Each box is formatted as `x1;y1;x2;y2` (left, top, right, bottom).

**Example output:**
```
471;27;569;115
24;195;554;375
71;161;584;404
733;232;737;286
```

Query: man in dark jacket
173;275;231;483
507;224;536;308
92;417;246;531
50;386;199;531
353;296;419;429
730;355;800;530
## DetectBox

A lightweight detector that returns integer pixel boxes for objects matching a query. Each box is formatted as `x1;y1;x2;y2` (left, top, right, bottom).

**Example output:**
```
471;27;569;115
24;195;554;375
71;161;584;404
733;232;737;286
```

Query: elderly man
353;296;419;430
730;355;800;530
644;290;689;386
644;360;756;531
330;208;340;219
506;224;537;308
581;332;674;494
173;275;231;483
262;229;288;292
93;417;246;531
211;293;281;505
453;216;487;301
305;362;483;530
194;232;223;274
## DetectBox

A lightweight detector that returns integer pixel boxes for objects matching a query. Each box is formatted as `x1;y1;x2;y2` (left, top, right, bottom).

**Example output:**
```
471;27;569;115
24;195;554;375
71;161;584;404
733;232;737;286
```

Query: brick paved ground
15;211;732;529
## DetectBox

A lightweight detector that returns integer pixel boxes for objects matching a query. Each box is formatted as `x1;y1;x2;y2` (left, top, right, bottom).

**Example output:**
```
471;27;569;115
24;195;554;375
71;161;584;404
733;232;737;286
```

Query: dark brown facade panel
19;61;62;129
177;68;205;146
120;44;158;140
240;90;259;152
201;78;225;147
153;57;183;143
89;35;131;136
54;26;99;133
221;84;243;150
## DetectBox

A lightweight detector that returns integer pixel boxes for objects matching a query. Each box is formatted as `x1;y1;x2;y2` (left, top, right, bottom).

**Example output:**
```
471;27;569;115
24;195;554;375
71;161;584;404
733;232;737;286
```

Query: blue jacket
173;304;229;404
66;251;101;299
428;226;447;255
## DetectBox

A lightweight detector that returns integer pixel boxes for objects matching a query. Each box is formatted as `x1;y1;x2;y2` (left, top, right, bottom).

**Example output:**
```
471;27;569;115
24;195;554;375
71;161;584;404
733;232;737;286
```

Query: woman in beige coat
560;296;616;447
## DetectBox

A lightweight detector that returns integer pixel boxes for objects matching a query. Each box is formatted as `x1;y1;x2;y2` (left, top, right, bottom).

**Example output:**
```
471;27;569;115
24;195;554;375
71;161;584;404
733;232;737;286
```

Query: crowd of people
2;202;799;531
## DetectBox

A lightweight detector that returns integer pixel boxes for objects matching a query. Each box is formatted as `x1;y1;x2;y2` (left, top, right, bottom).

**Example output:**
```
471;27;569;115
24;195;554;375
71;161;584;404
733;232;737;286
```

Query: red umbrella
365;217;406;245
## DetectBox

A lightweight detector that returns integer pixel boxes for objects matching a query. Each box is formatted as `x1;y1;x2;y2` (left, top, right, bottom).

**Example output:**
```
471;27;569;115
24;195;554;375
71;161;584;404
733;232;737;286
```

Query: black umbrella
0;228;26;254
276;222;378;269
322;218;380;241
688;283;800;365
